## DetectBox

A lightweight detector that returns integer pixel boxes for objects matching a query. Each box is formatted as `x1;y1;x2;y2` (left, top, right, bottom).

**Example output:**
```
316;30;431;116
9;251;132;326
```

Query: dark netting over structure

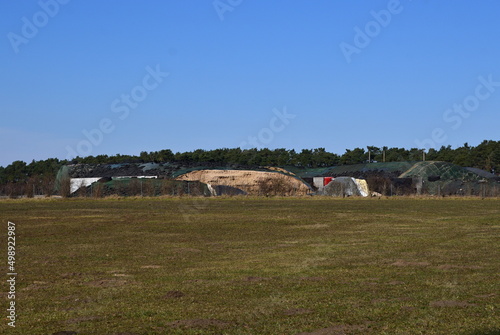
399;161;483;181
71;178;211;197
56;161;499;197
287;161;499;196
56;163;311;197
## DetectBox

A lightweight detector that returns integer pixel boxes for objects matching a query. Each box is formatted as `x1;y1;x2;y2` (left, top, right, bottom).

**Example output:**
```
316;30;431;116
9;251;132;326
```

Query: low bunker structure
176;169;311;196
318;177;369;197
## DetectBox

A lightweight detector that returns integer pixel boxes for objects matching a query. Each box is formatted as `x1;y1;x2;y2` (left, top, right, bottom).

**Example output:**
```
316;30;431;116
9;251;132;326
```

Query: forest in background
0;140;498;197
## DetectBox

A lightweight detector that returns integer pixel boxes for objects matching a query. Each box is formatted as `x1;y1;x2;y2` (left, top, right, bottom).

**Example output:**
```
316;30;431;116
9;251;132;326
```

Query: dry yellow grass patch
175;169;311;195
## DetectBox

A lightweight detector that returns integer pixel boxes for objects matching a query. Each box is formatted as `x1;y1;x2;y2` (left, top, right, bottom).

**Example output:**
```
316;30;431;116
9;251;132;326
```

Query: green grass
0;197;499;334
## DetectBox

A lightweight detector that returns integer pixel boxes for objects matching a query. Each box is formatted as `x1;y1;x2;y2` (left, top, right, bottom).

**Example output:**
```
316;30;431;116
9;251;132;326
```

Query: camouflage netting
72;178;210;197
399;161;483;181
67;162;180;178
286;162;414;178
57;161;499;197
465;167;497;179
419;179;498;197
286;162;416;183
58;163;311;197
287;161;498;196
398;162;499;196
64;162;283;179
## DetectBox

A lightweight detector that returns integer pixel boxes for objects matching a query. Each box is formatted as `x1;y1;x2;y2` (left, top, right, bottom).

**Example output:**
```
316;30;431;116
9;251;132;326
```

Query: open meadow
0;197;499;334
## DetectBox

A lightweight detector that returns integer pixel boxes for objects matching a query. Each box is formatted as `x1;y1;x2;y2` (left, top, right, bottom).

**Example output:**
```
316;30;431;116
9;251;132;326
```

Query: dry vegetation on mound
176;169;311;195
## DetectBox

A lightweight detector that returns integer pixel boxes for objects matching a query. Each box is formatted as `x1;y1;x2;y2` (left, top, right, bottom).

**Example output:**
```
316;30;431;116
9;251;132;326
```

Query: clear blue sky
1;0;499;167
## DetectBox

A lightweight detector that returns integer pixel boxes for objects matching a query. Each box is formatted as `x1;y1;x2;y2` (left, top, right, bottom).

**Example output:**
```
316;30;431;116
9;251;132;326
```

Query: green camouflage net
399;161;482;181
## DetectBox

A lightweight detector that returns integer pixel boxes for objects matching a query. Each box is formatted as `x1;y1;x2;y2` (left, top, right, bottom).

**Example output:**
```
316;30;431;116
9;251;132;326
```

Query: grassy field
0;197;499;335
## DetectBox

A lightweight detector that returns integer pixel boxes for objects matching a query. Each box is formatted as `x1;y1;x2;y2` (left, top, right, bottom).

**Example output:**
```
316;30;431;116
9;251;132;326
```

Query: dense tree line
0;140;498;196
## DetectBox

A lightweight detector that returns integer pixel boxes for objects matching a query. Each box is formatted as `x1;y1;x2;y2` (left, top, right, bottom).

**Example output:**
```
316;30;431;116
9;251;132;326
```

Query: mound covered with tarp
319;177;369;197
71;178;211;197
398;161;498;196
286;162;415;180
55;160;498;197
288;161;498;196
61;162;298;180
65;162;200;179
57;163;312;197
399;161;483;181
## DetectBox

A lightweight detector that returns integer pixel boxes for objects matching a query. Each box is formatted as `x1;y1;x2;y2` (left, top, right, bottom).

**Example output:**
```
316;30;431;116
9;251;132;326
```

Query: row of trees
94;141;500;171
0;141;498;195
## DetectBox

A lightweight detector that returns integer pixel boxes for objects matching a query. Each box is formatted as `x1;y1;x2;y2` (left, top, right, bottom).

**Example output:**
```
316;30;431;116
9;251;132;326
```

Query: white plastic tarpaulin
70;178;101;193
319;177;369;197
